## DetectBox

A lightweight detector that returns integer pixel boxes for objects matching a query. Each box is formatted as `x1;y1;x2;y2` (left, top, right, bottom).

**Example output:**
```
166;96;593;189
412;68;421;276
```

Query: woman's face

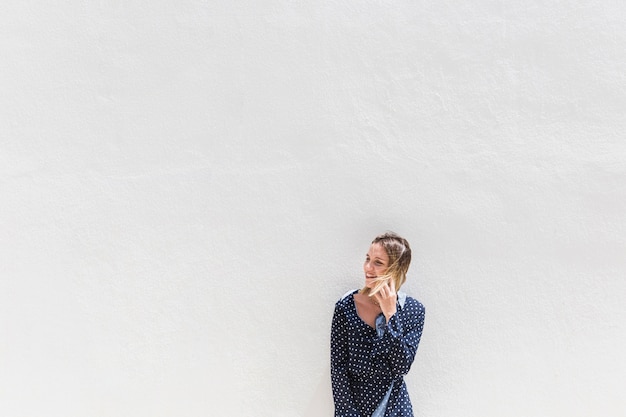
363;243;389;288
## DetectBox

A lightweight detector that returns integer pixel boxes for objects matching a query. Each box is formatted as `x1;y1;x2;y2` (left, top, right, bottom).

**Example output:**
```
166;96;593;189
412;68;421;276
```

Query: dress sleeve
371;300;425;378
330;303;362;417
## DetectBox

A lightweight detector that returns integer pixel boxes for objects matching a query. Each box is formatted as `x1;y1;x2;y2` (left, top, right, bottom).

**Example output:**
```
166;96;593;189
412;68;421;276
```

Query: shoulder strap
340;289;358;301
398;291;407;308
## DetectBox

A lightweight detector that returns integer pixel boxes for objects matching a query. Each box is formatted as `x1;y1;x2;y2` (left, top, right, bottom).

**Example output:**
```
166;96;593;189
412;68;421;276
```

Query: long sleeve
330;303;361;417
371;300;425;378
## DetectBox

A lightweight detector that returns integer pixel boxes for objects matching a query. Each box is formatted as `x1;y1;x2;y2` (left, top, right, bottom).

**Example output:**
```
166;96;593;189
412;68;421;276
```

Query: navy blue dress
331;289;425;417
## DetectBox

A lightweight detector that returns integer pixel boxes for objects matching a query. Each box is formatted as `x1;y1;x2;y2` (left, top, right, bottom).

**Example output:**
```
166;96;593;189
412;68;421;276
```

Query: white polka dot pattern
331;290;425;417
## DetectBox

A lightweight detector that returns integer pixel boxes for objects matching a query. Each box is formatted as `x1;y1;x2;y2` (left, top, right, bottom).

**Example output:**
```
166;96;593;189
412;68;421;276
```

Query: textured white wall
2;1;625;416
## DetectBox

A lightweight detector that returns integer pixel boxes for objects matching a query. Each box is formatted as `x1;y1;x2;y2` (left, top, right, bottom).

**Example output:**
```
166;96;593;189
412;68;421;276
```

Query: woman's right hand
373;278;397;321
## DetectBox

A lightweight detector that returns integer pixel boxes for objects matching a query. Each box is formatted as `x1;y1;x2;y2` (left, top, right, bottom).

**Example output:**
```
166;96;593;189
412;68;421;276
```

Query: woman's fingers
379;285;386;297
375;280;398;321
380;280;395;298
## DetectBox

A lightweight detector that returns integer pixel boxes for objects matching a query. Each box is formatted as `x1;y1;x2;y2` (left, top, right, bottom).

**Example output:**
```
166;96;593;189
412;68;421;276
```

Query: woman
331;232;425;417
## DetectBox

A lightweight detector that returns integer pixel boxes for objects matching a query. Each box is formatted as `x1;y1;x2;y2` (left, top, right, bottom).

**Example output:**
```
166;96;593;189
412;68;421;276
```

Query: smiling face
363;243;390;289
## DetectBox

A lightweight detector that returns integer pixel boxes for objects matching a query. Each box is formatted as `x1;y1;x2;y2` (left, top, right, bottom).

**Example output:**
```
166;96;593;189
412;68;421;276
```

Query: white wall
2;1;625;416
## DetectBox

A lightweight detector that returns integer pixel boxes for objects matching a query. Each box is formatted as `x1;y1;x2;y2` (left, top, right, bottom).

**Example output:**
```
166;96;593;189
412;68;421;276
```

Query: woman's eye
375;261;383;266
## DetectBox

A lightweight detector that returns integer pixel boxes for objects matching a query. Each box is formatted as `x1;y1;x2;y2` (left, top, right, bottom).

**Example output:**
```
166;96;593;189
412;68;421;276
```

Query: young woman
331;232;425;417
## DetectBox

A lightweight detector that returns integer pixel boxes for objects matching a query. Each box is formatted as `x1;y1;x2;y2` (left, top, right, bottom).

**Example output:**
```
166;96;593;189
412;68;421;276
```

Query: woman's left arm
371;300;425;378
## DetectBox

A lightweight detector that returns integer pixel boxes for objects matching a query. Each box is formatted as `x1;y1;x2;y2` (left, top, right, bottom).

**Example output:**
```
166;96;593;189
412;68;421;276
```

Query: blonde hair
361;231;412;297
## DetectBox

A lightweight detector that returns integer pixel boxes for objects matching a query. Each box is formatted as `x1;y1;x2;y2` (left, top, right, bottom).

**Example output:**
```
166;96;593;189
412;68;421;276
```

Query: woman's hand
373;278;397;322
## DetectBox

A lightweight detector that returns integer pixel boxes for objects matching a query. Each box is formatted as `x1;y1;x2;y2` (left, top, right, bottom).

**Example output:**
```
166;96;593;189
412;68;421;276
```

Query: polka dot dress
331;289;425;417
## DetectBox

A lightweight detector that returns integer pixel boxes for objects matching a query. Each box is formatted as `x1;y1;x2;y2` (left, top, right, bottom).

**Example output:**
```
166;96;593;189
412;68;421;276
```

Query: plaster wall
1;2;625;416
